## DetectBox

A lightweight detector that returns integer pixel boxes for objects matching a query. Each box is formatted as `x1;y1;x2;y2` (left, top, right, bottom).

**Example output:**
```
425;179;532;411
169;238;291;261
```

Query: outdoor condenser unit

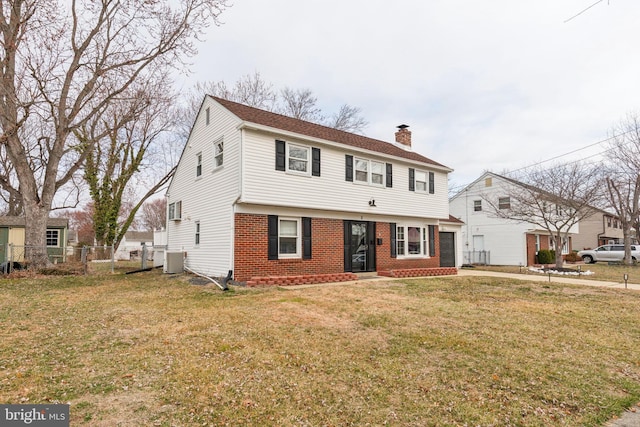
164;251;184;274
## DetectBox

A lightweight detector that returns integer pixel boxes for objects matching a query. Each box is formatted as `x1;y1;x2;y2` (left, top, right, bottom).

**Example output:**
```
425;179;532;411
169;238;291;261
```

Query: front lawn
1;271;639;425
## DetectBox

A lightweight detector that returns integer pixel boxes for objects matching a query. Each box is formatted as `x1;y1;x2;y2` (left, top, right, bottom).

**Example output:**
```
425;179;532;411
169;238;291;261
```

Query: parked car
577;245;640;264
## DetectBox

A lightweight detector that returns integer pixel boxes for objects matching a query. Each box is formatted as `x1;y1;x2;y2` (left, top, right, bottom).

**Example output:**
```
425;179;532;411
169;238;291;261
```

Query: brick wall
234;214;344;282
375;222;441;270
234;214;454;285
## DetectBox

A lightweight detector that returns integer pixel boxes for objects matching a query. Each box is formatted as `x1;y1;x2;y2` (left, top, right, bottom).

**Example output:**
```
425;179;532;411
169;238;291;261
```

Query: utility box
164;251;184;274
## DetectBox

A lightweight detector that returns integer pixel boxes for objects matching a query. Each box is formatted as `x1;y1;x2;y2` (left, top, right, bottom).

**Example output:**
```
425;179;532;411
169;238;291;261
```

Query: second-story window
474;200;482;212
214;137;224;168
371;161;384;185
498;197;510;209
409;168;434;193
355;158;368;183
287;144;309;174
354;158;385;186
196;152;202;177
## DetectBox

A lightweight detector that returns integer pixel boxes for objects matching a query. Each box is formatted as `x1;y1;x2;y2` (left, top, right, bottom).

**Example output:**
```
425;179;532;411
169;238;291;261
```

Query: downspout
183;264;228;291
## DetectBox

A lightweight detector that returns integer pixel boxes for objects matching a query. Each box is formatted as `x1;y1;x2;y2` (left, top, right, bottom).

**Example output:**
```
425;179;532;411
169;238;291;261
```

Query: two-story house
166;96;461;285
449;172;578;266
571;208;625;250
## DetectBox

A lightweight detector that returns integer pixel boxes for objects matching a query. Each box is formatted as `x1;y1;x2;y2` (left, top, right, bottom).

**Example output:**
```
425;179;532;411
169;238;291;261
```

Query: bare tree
602;113;640;264
326;104;369;134
0;0;228;267
278;88;324;123
141;198;167;231
177;73;369;139
81;72;176;250
484;163;602;269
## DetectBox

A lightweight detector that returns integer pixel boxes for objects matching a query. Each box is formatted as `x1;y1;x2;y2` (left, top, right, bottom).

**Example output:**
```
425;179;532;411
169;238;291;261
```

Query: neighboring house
165;96;462;285
115;231;154;260
449;172;578;266
0;217;69;263
572;208;625;251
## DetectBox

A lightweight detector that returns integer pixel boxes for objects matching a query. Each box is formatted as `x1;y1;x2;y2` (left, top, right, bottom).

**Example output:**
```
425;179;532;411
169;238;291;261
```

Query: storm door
344;221;376;273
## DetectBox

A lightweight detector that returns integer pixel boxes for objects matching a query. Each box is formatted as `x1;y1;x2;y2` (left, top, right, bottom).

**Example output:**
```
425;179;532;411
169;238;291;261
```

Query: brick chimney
395;124;411;147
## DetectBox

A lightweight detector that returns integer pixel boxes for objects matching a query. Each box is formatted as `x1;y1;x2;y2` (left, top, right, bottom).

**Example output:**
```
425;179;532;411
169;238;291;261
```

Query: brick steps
247;272;359;287
377;267;457;278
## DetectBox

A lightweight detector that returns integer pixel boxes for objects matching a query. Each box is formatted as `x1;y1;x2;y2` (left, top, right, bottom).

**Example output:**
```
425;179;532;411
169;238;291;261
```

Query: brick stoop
377;267;458;278
247;272;359;287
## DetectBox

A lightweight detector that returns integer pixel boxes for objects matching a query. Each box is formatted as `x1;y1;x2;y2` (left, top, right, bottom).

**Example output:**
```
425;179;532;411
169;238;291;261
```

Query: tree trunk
554;234;564;269
23;202;50;269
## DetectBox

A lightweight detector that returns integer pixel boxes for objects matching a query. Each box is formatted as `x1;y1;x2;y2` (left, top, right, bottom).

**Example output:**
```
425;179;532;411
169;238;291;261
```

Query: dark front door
344;221;376;272
439;232;455;267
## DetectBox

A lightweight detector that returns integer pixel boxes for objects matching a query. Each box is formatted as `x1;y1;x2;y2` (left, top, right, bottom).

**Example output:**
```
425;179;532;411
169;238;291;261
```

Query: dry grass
473;262;640;284
1;270;639;426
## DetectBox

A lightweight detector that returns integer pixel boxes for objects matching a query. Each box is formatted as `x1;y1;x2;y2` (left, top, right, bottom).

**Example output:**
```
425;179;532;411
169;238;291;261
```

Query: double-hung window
195;222;201;246
355;158;368;183
196;152;202;177
498;197;510;210
474;200;482;212
415;171;427;192
371;161;384;185
354;158;385;186
214;137;224;168
287;144;309;174
278;218;300;257
409;169;435;193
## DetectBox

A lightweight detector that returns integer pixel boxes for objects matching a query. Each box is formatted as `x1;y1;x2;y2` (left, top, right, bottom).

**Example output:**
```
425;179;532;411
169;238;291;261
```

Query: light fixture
368;198;376;207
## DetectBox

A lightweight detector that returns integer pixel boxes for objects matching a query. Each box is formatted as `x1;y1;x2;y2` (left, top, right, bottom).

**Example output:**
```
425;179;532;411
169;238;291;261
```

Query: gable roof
0;216;68;228
212;96;451;170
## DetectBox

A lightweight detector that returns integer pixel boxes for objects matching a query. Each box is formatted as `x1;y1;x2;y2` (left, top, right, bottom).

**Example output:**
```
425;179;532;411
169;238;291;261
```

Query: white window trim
169;201;182;221
46;229;60;247
414;170;428;193
194;221;200;247
196;152;202;177
278;217;301;258
214;137;224;169
286;143;310;176
354;157;385;187
396;224;430;259
473;200;482;212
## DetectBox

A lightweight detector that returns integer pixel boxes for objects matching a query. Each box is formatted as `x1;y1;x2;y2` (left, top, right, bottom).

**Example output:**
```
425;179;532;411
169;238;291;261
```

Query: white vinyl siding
242;131;450;219
166;97;241;277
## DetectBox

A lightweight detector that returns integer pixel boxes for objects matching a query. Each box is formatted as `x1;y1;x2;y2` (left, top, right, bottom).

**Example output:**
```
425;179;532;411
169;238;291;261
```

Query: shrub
564;252;580;262
537;249;554;264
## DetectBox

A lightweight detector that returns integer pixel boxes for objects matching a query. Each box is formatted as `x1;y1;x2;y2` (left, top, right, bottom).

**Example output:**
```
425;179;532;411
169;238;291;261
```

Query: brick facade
234;214;455;285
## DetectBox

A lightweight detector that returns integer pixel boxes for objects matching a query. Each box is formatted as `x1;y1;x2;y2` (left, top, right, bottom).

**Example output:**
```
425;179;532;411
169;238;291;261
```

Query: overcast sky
184;0;640;191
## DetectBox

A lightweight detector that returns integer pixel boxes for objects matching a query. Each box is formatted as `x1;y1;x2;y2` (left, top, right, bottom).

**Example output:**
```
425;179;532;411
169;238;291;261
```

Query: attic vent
485;177;492;187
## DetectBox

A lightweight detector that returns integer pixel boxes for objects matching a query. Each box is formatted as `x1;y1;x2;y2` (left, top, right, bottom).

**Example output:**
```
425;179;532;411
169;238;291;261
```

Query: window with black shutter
345;155;353;182
428;225;436;257
302;217;312;259
275;140;286;171
408;168;415;191
390;223;397;258
268;215;279;259
386;163;393;188
429;172;435;194
312;148;321;177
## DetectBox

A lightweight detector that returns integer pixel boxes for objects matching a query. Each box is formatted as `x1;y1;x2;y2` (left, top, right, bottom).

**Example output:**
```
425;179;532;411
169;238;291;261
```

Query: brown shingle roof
0;217;68;228
212;96;451;170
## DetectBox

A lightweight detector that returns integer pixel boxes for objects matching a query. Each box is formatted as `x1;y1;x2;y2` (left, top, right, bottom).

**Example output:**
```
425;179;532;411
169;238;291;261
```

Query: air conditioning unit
164;251;184;274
